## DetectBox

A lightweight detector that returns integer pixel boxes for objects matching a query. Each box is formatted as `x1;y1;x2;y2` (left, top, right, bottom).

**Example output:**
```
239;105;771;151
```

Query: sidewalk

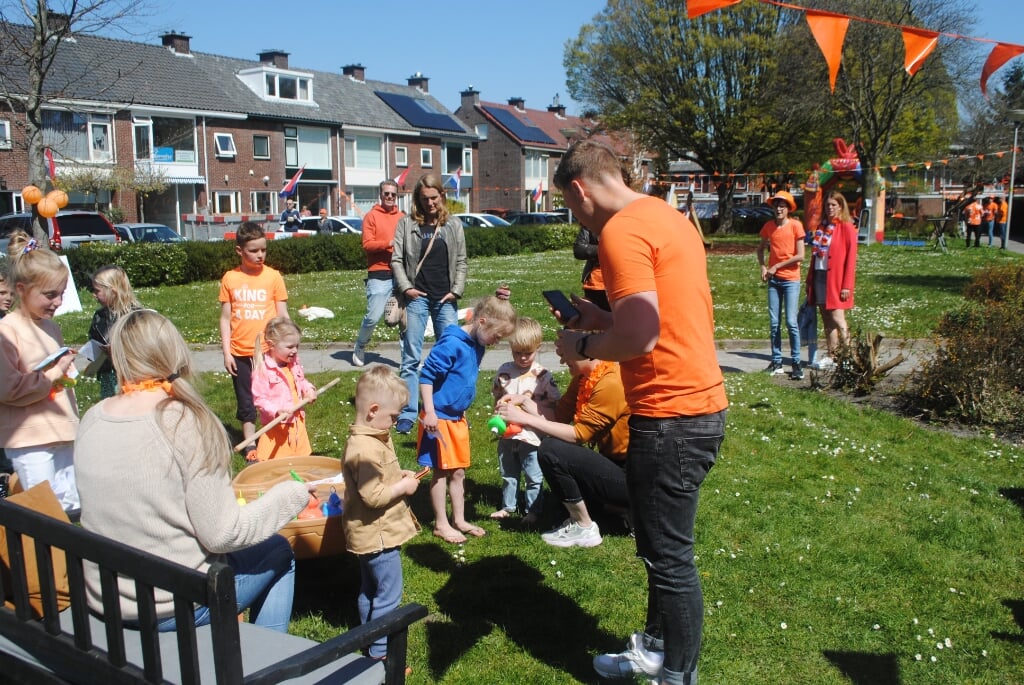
189;338;924;376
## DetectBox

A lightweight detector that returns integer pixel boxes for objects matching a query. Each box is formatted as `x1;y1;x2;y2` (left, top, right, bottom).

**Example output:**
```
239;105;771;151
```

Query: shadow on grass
822;650;900;685
293;553;363;628
881;273;971;294
406;543;617;682
999;488;1024;518
991;599;1024;644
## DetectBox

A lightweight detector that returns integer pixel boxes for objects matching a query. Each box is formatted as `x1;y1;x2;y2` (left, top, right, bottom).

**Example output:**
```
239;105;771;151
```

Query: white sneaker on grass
593;631;664;680
540;519;602;548
351;347;365;367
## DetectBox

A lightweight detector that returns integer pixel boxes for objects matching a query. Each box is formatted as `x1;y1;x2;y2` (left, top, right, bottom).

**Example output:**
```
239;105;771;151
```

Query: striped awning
166;176;206;185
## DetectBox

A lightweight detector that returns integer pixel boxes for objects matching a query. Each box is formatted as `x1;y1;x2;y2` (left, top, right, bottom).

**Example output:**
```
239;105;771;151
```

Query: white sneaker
812;356;834;370
593;632;664;679
351;347;365;367
540;519;602;548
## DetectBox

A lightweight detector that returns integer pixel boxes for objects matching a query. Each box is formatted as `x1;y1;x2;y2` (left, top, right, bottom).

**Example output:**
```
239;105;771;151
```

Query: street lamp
1005;109;1024;246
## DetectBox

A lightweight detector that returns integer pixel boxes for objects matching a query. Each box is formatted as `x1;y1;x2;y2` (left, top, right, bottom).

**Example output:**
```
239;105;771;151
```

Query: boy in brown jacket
342;365;420;658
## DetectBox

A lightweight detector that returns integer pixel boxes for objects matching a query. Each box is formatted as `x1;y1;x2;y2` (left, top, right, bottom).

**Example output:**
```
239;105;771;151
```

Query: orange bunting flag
890;164;898;172
981;43;1024;97
806;11;850;92
924;161;932;169
996;151;1005;158
687;0;742;19
902;28;939;76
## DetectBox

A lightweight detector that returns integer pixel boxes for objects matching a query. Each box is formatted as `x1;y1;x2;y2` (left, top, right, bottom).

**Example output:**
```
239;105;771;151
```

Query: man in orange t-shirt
963;197;983;248
996;196;1009;249
553;141;727;685
757;191;806;378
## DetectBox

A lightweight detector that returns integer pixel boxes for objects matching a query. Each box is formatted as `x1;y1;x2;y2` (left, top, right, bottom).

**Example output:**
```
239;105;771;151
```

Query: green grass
63;239;1024;683
56;238;1023;346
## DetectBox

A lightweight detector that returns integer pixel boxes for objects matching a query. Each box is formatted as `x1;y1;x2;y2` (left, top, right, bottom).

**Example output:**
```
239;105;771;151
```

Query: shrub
906;269;1024;427
823;330;906;396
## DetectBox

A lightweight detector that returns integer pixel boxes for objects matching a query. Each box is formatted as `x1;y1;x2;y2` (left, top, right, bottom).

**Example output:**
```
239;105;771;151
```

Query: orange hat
768;190;797;212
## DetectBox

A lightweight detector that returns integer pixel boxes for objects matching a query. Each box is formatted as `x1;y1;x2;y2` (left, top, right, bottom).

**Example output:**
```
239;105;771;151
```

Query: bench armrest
243;602;427;685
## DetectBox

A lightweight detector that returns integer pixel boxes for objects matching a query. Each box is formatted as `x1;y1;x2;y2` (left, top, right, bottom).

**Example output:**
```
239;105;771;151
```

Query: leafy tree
564;0;827;232
0;0;146;242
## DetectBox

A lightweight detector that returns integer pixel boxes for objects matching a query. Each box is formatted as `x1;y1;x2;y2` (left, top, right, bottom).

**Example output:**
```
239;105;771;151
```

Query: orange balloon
21;185;42;205
37;197;59;218
47;189;69;208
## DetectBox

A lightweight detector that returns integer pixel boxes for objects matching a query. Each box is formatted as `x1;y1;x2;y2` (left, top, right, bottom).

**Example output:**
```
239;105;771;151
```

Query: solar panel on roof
375;91;466;133
482;106;556;145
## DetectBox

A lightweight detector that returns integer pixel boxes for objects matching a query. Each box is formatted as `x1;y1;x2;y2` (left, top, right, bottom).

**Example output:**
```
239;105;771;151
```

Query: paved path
190;337;925;377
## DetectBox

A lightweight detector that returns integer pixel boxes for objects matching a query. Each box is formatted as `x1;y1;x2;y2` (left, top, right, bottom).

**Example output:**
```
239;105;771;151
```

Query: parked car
114;222;185;243
505;212;564;225
548;207;576;223
0;211;121;252
479;207;512;219
288;215;363;236
454;213;511;228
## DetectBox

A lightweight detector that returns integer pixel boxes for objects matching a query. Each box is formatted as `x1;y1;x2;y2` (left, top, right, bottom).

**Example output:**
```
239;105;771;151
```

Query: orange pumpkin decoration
46;189;69;208
37;196;59;218
21;185;43;205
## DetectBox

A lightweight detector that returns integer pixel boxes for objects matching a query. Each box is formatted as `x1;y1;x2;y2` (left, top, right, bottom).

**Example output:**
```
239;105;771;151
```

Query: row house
455;90;651;213
0;23;477;235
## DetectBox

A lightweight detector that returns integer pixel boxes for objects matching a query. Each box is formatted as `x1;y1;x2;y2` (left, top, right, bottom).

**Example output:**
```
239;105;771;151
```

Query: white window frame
475;123;488;140
462;147;473;175
214;133;237;158
250;190;276;214
214;191;239;214
395;146;408;167
420;148;432;168
263;73;312;102
253;135;270;160
0;120;10;150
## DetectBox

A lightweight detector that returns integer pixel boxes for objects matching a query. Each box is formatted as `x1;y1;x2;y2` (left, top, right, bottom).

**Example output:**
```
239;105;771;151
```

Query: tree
801;0;972;229
564;0;829;232
0;0;146;242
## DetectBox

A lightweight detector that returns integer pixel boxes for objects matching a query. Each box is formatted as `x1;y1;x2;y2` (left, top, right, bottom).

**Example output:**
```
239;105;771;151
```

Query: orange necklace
575;361;615;419
121;378;174;395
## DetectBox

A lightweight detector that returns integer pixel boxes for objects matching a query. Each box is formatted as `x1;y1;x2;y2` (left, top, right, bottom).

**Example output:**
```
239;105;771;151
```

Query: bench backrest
0;498;243;684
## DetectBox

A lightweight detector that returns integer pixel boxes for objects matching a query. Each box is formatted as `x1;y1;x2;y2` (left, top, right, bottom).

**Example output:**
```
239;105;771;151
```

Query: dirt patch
708;243;758;256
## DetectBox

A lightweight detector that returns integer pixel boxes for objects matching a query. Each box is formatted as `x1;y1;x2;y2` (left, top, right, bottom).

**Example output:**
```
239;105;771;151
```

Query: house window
253;135;270;159
420;148;432;168
284;127;298;167
264;73;312;102
395;146;408;167
251;190;275;214
42;110;113;162
463;147;473;175
0;120;10;149
214;191;239;214
344;135;383;170
284;126;330;169
135;115;196;162
526;151;549;179
475;124;488;140
214;133;237;158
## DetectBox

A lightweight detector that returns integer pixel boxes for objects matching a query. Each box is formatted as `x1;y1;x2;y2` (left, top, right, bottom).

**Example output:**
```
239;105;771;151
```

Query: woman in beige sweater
75;309;310;632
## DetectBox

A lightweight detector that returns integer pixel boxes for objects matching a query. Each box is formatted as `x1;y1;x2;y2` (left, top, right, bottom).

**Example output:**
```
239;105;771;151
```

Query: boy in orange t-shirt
757;191;806;379
218;222;289;458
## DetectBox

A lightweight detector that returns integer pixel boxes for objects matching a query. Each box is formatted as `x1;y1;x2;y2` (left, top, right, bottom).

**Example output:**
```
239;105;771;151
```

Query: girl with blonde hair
88;264;141;397
75;309;310;633
0;231;79;511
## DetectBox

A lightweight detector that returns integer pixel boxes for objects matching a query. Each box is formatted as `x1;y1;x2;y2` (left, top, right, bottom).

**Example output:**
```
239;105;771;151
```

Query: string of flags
687;0;1024;96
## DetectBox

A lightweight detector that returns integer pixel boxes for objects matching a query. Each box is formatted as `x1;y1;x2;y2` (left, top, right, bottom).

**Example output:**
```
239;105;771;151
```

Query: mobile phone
542;290;580;325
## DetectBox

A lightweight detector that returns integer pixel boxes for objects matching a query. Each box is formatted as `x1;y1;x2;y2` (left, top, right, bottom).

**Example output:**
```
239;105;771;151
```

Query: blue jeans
767;276;801;368
497;439;544;515
399;296;458;424
627;410;726;685
985;220;995;246
155;535;295;634
996;222;1007;248
358;548;404;658
355;276;394;351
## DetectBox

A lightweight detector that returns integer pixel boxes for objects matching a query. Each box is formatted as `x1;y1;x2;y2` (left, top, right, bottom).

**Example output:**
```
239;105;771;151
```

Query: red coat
808;220;857;310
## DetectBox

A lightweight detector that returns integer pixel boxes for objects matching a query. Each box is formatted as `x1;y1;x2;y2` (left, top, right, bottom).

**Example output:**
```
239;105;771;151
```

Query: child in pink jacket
250;317;317;461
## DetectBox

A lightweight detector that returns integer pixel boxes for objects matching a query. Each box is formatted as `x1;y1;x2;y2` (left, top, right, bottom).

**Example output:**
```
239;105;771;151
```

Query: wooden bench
0;498;427;684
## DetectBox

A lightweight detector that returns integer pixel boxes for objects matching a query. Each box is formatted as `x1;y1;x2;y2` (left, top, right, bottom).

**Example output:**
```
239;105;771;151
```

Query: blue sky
119;1;1022;114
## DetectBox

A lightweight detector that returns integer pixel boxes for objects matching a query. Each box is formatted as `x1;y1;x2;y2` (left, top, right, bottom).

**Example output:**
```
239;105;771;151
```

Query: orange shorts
416;416;471;470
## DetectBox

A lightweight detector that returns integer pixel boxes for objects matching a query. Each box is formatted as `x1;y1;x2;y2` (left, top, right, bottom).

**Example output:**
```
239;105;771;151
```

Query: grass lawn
62;238;1024;683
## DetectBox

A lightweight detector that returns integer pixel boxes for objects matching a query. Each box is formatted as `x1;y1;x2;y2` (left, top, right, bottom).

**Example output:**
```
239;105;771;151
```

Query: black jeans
627;410;726;685
537;437;627;513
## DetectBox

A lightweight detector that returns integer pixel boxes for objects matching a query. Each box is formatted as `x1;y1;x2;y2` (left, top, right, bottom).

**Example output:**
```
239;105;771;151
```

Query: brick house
0;23;477;235
455;89;650;213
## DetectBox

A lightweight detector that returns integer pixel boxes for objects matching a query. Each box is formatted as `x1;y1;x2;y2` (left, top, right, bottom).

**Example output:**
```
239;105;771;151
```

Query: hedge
63;224;578;288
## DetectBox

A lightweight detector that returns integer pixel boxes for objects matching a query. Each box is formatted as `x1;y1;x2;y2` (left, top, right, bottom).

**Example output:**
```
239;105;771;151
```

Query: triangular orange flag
687;0;742;19
981;43;1024;97
806;11;850;92
902;28;939;76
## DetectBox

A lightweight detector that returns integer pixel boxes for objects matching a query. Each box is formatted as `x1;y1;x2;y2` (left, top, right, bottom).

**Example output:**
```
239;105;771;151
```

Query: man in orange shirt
553;141;727;685
983;196;997;247
352;180;405;366
964;197;983;248
995;196;1008;249
757;190;806;379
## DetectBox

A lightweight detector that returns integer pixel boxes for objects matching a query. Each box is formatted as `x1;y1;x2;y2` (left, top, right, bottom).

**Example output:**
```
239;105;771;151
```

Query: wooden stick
234;377;342;452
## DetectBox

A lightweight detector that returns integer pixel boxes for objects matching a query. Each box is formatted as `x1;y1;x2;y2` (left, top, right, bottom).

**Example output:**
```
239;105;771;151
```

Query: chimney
460;87;480;109
407;72;429;92
508;97;525;110
161;31;192;55
547;93;566;118
258;49;290;70
46;12;71;34
342;64;365;82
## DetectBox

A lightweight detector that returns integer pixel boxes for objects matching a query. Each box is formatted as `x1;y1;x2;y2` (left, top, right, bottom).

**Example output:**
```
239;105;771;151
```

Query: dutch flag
279;164;306;199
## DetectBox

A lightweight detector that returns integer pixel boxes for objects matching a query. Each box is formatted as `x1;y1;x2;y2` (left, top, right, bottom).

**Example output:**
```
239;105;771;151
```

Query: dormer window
238;67;315;104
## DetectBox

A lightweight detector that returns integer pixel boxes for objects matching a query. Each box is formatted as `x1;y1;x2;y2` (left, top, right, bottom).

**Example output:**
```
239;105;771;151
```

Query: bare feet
433;527;467;544
454;522;486;537
489;509;512;519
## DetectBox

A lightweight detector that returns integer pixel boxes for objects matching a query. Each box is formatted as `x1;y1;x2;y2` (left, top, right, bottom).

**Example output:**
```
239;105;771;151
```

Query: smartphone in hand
542;290;580;325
